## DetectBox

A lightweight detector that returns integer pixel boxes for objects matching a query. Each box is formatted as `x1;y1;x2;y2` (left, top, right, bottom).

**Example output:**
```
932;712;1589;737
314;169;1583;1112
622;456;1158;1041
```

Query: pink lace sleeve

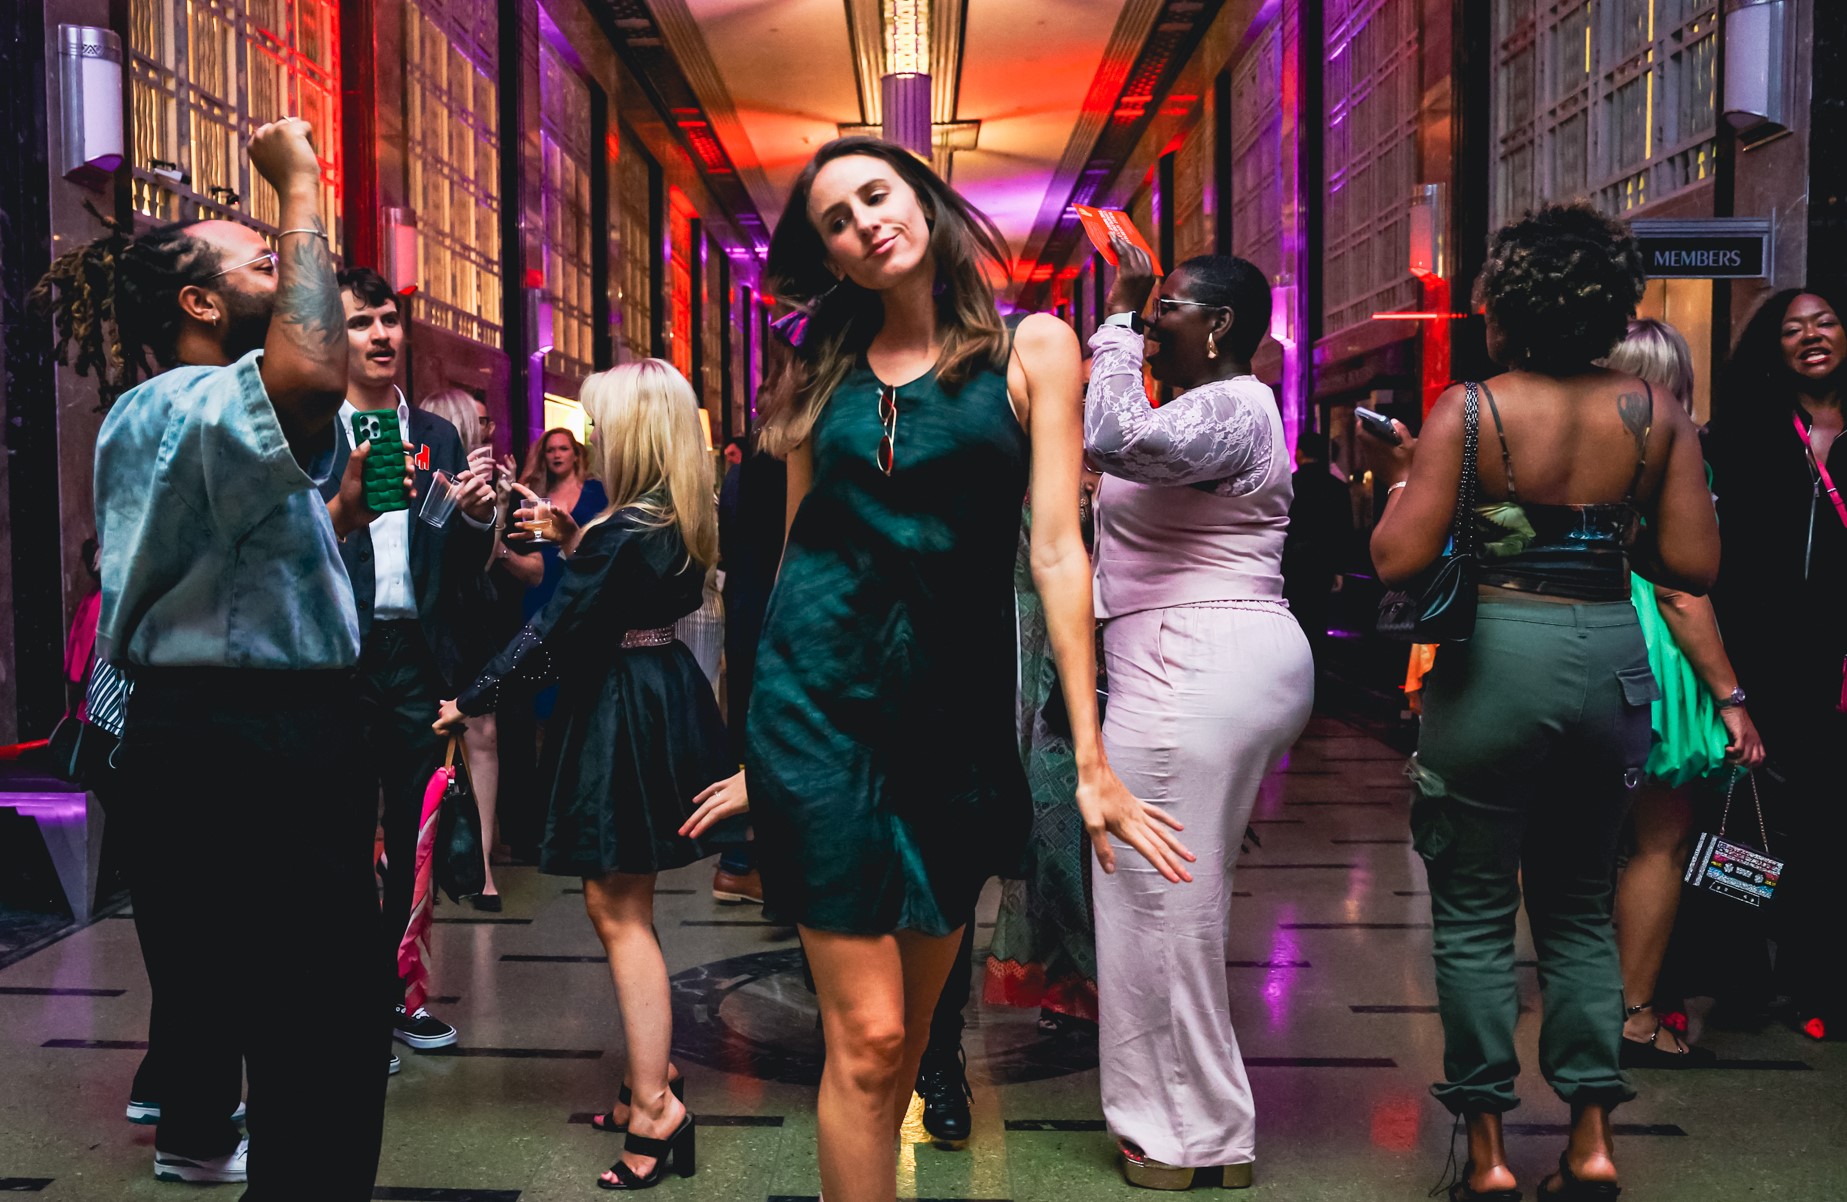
1083;325;1271;495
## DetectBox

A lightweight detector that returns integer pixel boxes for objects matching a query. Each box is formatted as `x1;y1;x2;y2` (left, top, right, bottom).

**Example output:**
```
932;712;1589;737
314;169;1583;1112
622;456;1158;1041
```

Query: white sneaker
127;1100;247;1125
154;1135;249;1183
388;1052;401;1076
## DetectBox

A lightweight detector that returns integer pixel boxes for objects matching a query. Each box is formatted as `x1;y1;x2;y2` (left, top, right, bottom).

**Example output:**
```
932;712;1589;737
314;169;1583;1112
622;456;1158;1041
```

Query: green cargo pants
1412;595;1657;1114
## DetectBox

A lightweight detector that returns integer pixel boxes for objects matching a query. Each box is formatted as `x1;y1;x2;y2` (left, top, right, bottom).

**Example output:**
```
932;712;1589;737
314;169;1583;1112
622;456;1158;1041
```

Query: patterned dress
983;510;1099;1020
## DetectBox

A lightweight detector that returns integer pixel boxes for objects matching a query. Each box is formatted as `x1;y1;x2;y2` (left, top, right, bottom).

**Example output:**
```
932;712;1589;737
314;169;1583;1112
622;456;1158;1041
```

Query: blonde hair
518;426;588;493
579;360;717;569
1603;317;1695;416
418;388;484;454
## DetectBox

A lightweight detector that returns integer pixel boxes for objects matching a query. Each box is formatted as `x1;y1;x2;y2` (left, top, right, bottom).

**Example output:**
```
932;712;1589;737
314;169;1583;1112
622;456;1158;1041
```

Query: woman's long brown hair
755;137;1011;456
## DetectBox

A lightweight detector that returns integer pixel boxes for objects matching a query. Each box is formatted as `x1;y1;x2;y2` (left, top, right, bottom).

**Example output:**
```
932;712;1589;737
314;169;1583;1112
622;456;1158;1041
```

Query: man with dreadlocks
40;118;401;1197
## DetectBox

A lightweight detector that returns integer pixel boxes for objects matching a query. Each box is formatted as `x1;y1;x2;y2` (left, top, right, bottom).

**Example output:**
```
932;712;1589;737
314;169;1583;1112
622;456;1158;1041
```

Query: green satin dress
745;351;1033;936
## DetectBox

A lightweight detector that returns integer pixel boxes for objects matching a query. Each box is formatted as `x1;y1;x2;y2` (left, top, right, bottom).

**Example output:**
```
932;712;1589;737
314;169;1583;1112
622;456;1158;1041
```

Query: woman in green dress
680;137;1192;1202
1601;319;1764;1066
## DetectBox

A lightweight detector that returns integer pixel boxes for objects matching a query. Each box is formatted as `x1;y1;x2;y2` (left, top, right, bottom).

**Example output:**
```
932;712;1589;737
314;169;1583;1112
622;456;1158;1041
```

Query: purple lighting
881;73;932;157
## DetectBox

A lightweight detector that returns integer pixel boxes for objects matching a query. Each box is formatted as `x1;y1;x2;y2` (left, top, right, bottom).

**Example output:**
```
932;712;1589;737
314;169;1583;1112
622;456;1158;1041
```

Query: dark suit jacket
317;404;490;691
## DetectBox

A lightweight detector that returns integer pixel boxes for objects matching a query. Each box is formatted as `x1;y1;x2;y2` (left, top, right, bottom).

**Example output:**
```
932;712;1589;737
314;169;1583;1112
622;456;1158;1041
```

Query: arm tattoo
273;215;343;352
1617;390;1652;462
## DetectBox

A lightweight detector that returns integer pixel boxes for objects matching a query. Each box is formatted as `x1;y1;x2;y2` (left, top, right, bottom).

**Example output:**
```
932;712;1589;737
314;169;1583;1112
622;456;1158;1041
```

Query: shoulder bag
1376;381;1482;643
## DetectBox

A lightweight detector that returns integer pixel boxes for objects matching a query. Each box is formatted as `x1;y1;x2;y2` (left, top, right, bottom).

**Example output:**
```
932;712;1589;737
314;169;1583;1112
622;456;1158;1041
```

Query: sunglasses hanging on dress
876;383;899;476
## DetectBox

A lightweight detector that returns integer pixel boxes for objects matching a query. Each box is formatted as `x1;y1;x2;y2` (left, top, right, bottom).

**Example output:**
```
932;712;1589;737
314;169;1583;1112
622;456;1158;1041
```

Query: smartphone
1354;405;1402;445
350;409;410;513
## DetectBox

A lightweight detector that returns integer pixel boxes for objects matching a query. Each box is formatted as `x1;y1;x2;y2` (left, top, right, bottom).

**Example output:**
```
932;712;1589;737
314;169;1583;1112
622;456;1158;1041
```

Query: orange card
1074;205;1162;275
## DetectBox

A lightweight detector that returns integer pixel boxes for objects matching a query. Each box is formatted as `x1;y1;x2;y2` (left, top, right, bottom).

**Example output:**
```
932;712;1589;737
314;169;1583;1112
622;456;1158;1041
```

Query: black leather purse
1376;380;1482;643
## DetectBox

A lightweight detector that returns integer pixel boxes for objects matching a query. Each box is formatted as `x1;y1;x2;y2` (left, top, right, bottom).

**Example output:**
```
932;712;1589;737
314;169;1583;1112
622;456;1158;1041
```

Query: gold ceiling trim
1014;0;1165;273
845;0;886;124
640;0;783;225
837;119;979;149
845;0;967;169
930;0;961;123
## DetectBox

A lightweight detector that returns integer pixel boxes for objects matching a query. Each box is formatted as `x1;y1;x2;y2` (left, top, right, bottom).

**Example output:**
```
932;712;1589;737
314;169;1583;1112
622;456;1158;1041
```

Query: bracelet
278;227;328;240
1386;481;1409;495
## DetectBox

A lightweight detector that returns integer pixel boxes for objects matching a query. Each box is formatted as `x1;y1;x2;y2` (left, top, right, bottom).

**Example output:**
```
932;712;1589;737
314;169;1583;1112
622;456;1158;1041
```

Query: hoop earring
1206;330;1219;360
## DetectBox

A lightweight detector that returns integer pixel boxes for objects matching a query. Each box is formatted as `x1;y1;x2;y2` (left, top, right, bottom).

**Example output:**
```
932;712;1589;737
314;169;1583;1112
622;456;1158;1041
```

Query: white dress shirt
340;390;418;621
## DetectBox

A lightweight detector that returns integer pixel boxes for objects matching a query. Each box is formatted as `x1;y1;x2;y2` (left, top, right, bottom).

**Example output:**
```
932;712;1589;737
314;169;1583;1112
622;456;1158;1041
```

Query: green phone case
350;409;410;513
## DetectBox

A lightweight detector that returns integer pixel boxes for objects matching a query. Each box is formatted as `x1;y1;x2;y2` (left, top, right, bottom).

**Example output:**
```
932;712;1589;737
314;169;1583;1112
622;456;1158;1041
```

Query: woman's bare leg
1614;781;1695;1049
803;926;965;1202
462;714;501;896
584;873;685;1181
1464;1112;1516;1193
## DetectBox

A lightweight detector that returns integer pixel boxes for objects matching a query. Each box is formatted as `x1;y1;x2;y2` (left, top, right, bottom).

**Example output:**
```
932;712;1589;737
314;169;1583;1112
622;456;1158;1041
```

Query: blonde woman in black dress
437;360;731;1191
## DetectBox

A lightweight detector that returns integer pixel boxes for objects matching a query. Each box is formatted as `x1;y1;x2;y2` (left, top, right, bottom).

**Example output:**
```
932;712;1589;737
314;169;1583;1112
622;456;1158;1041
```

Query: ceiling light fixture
877;0;932;156
883;0;930;76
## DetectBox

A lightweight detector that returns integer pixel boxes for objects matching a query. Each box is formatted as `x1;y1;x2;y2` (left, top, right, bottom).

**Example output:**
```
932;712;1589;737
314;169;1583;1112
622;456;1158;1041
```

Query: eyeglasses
1154;297;1227;318
206;249;278;280
875;383;899;477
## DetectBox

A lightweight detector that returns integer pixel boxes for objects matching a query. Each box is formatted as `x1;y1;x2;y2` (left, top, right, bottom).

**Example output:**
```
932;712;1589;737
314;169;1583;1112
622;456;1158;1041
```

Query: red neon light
524;268;545;289
1419;276;1452;416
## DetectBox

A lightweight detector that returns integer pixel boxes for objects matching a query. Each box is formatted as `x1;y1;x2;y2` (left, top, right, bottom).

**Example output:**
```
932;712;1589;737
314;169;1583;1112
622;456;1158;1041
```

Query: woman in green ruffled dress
1601;318;1764;1066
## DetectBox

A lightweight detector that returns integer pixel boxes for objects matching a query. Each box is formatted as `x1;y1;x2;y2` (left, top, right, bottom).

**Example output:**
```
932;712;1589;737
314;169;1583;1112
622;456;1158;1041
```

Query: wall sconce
525;288;555;357
384;207;420;293
1408;183;1447;280
1723;0;1792;147
1270;278;1297;349
58;25;123;187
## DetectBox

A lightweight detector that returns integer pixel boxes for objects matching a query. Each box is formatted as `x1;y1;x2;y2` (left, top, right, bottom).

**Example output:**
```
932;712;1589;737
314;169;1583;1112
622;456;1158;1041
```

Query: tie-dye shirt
94;350;360;669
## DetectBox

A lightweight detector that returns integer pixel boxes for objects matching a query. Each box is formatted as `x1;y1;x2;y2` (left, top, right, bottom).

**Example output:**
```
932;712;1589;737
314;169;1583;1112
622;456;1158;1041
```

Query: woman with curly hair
1361;203;1719;1201
1703;287;1847;1039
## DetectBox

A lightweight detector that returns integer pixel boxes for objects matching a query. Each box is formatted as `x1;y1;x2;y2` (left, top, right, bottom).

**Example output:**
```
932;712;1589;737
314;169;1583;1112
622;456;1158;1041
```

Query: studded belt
619;627;676;649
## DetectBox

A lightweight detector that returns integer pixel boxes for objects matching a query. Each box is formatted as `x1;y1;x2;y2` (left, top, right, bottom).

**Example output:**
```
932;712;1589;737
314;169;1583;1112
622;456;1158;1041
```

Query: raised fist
247;118;321;193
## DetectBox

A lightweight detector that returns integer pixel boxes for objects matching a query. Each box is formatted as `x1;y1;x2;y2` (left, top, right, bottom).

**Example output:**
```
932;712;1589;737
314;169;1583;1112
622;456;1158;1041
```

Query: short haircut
337;265;399;312
1173;254;1272;362
1297;430;1330;460
1476;202;1645;370
1602;318;1695;416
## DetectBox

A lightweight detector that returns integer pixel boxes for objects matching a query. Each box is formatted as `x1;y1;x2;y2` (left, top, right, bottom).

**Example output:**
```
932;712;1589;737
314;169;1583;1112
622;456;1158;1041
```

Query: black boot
915;1043;972;1147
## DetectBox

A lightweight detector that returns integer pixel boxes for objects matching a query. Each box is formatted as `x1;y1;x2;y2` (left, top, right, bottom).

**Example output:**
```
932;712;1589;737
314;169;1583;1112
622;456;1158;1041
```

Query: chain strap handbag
1377;381;1482;643
1683;767;1785;910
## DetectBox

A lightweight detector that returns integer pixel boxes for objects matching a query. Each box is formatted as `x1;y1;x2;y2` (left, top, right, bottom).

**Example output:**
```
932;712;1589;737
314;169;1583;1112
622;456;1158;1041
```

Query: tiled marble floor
2;716;1842;1200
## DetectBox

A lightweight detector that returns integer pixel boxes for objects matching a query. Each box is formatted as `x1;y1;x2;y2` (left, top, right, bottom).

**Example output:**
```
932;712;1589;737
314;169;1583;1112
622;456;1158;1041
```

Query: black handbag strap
1450;383;1483;557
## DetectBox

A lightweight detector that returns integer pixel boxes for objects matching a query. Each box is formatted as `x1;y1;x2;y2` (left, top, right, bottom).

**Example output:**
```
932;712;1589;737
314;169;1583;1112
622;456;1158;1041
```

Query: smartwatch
1102;311;1144;334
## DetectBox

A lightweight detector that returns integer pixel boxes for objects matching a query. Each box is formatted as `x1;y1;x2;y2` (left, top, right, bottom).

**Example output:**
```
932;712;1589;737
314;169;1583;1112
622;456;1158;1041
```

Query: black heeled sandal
1447;1163;1521;1202
591;1077;685;1134
1618;1002;1715;1069
597;1113;695;1190
1538;1155;1620;1200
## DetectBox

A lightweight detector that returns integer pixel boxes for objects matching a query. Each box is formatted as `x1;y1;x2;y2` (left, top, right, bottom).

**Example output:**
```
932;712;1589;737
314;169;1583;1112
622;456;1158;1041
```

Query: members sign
1631;218;1772;280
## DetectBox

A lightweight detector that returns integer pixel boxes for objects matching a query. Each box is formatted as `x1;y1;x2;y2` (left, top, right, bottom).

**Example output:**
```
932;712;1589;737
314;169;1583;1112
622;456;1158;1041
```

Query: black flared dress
456;509;735;876
745;353;1033;936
